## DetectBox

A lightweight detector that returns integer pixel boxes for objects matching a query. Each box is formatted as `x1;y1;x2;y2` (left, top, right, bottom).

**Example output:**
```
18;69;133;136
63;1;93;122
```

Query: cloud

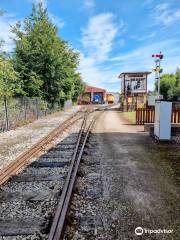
79;53;120;91
131;32;156;42
153;3;180;26
110;39;180;90
49;13;65;29
0;15;17;52
79;54;102;86
78;13;127;91
0;11;65;53
83;0;95;9
110;39;179;63
81;13;119;61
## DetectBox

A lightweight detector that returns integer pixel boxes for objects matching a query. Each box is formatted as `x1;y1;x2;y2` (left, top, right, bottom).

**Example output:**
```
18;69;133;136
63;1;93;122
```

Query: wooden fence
172;109;180;123
136;108;180;125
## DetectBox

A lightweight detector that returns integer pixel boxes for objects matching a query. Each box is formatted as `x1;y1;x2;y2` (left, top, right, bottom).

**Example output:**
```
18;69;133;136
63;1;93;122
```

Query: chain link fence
0;97;72;132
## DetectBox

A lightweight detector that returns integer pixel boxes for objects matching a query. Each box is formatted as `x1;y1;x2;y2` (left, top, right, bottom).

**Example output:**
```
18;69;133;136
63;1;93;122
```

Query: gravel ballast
0;105;81;171
0;117;84;240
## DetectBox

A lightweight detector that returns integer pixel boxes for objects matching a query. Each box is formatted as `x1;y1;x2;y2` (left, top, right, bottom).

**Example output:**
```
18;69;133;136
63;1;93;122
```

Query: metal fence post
36;98;39;120
23;97;27;121
45;101;48;116
4;96;9;131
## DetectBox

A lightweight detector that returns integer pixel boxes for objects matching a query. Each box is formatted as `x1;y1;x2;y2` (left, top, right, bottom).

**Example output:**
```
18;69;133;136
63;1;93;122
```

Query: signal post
152;52;164;98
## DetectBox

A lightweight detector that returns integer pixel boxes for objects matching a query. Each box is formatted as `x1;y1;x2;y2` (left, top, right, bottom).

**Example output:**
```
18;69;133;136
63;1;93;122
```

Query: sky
0;0;180;92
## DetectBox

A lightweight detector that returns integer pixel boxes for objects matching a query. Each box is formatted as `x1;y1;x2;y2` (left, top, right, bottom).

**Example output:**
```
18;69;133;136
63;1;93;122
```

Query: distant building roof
85;85;106;93
118;71;151;78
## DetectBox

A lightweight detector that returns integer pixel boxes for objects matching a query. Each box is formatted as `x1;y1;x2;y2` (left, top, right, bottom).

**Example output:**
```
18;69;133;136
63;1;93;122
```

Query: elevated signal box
119;72;151;96
118;71;151;108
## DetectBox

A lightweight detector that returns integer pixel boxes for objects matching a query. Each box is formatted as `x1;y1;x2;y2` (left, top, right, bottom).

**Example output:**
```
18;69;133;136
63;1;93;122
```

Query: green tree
174;68;180;97
0;10;22;98
12;3;84;106
155;74;176;100
72;73;85;101
0;55;22;97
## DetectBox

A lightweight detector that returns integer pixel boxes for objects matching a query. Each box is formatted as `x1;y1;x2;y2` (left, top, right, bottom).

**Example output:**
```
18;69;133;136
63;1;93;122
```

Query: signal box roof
118;71;151;78
85;85;106;93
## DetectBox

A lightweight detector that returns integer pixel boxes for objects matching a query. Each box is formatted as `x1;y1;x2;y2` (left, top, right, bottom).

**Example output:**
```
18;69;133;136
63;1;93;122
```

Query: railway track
0;105;106;240
0;106;92;186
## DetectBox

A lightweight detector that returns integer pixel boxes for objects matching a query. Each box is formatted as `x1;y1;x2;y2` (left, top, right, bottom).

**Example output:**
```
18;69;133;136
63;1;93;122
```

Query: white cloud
153;3;180;26
79;53;119;91
83;0;95;9
79;54;102;86
131;32;156;42
110;39;179;63
49;13;65;29
78;13;127;91
110;39;180;90
0;15;17;52
81;13;119;61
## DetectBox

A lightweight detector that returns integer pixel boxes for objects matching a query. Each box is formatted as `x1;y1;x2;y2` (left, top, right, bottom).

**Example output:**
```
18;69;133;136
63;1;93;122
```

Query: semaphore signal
152;53;164;59
152;52;164;97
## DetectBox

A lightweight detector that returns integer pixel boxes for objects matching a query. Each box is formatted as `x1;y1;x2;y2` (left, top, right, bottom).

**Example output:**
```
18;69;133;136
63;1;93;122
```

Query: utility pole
152;52;163;98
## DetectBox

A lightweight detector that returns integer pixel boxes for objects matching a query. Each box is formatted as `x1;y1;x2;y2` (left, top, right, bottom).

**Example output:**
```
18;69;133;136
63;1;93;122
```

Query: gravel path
0;105;81;171
65;107;179;240
94;108;179;240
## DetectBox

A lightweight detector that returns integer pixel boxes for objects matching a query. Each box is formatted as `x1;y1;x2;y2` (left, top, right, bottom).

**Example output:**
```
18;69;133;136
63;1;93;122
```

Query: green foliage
72;73;85;101
174;68;180;97
12;3;84;106
0;56;22;97
155;70;180;100
0;10;22;98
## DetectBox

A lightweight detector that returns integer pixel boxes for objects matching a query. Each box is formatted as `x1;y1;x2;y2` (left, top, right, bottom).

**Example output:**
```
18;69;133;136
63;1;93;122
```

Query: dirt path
93;107;179;240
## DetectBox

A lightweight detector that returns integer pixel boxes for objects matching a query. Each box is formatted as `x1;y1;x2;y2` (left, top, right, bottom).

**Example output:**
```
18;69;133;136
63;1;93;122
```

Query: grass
120;111;136;124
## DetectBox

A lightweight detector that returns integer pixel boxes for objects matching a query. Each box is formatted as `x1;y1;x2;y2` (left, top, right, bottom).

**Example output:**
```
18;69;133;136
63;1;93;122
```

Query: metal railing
0;97;72;132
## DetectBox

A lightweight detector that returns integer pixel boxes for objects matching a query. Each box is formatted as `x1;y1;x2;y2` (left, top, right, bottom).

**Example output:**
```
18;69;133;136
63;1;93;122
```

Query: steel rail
48;116;95;240
0;111;85;186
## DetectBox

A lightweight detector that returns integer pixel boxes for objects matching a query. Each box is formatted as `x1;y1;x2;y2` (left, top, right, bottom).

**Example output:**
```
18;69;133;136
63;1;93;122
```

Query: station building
80;85;106;104
118;71;151;108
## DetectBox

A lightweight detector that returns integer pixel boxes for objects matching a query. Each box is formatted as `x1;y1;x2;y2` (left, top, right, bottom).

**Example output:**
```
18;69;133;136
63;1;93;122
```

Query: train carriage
106;94;114;104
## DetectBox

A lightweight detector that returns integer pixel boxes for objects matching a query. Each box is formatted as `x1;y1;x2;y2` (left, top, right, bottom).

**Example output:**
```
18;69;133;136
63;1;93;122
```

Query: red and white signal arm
152;54;164;59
